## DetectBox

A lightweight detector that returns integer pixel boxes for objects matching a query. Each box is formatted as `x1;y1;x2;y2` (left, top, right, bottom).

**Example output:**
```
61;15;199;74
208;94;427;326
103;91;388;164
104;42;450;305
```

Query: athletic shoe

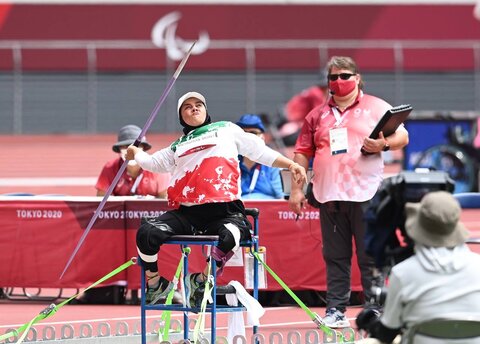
172;290;184;305
185;272;205;308
145;276;174;305
323;308;350;328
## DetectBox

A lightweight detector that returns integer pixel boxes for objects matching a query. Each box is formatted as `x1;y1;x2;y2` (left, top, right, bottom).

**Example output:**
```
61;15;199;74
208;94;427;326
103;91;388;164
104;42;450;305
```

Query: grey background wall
0;71;476;134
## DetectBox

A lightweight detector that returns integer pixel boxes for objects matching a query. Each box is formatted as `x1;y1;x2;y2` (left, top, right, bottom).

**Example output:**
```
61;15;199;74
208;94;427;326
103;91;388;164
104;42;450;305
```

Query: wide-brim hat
112;124;152;153
405;191;469;247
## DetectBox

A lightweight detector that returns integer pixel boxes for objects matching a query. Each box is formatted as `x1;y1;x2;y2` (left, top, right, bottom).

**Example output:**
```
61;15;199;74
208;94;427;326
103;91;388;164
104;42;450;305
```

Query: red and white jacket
135;121;280;208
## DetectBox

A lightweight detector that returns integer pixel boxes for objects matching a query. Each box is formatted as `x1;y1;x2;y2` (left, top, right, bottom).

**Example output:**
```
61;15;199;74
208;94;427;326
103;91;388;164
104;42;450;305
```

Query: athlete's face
180;97;207;127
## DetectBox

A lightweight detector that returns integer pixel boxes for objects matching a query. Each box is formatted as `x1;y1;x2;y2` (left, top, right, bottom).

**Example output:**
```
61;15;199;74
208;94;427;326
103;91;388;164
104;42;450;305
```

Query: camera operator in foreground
356;191;480;343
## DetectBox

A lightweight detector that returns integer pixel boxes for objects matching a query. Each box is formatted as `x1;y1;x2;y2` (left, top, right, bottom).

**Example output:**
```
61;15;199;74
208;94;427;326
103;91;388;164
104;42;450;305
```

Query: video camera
358;170;455;333
364;170;454;270
364;170;454;305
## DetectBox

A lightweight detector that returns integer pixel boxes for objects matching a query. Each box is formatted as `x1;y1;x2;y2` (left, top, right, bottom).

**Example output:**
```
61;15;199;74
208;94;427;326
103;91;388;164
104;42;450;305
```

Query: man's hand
362;131;387;154
286;155;308;216
288;188;306;215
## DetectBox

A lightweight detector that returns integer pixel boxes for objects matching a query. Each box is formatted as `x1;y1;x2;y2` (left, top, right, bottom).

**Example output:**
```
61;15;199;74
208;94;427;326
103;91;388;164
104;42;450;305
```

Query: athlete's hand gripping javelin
126;145;141;161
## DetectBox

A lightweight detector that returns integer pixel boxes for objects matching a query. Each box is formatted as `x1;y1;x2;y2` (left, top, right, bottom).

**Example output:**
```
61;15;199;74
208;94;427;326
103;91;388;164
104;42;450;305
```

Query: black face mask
180;113;212;135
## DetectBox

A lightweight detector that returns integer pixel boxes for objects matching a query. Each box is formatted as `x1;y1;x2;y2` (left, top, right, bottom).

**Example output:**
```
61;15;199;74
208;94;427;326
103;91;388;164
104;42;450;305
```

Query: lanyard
248;165;261;193
130;173;144;195
331;107;348;127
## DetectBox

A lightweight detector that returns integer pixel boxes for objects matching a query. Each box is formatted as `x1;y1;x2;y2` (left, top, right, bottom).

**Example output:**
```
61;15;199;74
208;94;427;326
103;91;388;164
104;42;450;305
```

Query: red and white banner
0;198;362;291
1;197;478;290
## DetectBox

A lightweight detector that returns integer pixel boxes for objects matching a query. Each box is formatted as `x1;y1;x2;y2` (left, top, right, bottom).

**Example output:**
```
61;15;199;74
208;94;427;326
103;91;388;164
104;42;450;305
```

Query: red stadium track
0;133;402;197
0;134;179;196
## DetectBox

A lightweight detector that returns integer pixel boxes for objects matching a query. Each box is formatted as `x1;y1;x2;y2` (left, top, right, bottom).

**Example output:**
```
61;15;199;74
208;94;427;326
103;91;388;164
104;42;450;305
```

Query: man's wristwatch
382;139;390;152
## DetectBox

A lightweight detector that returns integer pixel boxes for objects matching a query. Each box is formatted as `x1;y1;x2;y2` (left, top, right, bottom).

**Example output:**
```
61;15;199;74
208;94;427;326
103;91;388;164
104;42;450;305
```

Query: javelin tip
173;40;197;79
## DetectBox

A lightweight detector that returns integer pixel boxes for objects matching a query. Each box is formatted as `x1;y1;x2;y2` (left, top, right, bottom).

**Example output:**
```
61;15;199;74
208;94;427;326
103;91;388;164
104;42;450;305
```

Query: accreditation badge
329;127;348;155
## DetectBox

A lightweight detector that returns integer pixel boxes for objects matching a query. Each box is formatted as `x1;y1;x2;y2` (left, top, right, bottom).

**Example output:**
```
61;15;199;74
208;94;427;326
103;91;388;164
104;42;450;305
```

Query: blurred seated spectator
95;125;170;198
278;69;329;146
236;114;283;199
356;191;480;344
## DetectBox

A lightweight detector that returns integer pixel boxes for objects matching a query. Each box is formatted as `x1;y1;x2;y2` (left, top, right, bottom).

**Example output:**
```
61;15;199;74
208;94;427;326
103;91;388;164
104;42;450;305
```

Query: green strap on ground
252;251;345;342
0;258;136;344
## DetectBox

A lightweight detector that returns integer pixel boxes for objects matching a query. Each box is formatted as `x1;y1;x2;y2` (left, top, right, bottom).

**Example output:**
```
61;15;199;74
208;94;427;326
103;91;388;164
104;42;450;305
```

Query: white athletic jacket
134;121;280;208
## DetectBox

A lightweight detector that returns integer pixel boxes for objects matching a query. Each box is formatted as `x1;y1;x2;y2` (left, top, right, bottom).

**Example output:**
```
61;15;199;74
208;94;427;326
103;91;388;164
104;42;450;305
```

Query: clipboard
361;104;412;155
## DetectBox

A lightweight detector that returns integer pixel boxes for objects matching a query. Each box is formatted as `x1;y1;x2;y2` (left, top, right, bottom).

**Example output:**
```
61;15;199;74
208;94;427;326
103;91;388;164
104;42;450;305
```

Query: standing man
288;56;409;328
127;92;306;306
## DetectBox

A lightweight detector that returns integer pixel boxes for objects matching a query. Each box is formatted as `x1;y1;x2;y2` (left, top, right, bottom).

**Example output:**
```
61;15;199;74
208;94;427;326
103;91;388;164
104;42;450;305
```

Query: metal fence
0;39;479;134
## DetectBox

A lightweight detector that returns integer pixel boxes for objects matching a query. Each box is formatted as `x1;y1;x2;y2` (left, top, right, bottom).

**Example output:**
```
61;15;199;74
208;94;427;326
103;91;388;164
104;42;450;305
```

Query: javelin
60;41;197;279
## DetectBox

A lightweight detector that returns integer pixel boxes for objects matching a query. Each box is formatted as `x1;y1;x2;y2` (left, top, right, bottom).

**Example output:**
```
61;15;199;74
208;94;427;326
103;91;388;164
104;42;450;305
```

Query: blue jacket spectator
236;114;284;199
